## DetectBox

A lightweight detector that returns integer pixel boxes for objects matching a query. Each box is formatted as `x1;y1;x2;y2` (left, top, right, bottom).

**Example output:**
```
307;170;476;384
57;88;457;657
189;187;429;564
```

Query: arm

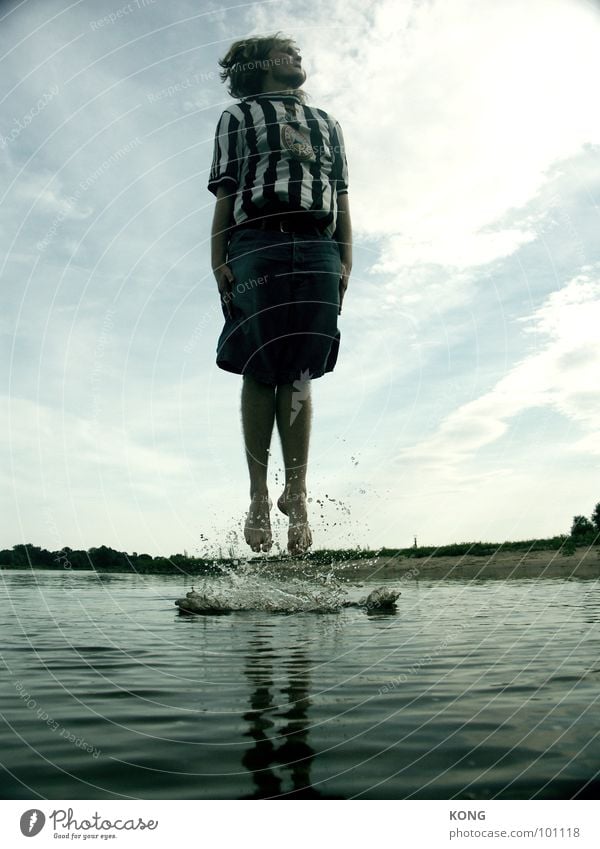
211;184;236;318
334;192;352;315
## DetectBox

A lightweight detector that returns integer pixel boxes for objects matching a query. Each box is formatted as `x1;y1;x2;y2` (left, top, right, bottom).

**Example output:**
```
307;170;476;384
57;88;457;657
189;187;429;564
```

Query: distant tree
37;547;55;568
570;515;594;537
88;545;125;571
12;544;41;568
592;502;600;533
66;549;89;570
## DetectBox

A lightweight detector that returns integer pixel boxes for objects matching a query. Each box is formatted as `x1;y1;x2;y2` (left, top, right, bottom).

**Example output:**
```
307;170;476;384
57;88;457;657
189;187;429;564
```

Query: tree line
1;503;598;572
0;544;220;574
570;501;600;541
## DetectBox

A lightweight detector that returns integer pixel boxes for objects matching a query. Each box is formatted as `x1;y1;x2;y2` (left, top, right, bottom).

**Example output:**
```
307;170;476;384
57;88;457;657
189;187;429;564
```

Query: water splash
175;561;350;613
174;562;401;614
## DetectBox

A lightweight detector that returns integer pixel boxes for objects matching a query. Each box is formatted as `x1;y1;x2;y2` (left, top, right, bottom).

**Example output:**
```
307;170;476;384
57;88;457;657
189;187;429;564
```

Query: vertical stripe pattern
207;93;348;239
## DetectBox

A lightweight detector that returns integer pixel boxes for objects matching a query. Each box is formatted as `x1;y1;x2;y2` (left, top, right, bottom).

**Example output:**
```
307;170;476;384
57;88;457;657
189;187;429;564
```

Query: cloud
14;173;92;218
3;395;190;492
399;266;600;465
247;0;600;270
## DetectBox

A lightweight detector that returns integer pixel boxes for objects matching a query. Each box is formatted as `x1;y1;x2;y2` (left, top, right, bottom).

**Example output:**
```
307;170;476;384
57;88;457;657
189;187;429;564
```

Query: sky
2;0;600;558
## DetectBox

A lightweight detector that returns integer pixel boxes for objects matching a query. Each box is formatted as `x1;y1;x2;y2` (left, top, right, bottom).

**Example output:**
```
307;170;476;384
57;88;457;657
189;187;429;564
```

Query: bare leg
241;374;275;552
275;379;312;555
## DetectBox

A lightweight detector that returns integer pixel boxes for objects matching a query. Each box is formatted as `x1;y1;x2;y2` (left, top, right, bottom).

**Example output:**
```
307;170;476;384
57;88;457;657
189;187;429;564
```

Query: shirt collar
243;91;302;103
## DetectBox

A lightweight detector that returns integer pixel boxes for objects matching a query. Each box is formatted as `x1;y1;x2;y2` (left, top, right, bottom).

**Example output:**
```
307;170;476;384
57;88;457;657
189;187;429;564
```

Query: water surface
1;568;598;799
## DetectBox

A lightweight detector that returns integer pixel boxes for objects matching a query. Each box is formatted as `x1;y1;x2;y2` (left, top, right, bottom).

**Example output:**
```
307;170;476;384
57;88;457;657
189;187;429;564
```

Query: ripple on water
1;572;599;799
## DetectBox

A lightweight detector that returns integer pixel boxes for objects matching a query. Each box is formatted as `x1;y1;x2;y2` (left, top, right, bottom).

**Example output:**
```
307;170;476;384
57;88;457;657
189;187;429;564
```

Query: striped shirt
207;92;348;238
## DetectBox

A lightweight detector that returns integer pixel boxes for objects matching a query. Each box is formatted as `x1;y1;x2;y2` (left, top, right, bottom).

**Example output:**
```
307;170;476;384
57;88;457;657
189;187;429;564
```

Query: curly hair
217;32;308;103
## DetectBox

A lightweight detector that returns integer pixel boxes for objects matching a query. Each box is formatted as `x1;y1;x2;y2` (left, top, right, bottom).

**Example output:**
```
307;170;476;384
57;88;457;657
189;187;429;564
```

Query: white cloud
3;396;190;489
249;0;600;269
15;172;93;219
400;267;600;464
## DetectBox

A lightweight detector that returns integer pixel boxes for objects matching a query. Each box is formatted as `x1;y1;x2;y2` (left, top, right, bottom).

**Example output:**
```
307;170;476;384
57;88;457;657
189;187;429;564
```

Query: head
218;32;308;102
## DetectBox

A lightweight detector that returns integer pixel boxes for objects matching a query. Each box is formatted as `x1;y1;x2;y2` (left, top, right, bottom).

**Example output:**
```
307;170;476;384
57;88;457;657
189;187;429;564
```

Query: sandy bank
274;547;600;581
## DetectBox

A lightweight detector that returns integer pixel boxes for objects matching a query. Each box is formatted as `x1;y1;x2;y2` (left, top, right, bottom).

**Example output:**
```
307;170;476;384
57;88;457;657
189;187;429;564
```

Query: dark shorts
216;227;342;385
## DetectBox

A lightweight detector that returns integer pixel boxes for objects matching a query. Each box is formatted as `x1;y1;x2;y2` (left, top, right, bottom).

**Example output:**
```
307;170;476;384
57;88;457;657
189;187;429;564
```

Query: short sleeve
331;119;349;195
207;110;241;196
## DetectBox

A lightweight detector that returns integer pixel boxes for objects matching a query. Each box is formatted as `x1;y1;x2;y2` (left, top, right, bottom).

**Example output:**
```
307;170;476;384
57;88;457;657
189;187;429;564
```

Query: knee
243;373;276;390
275;377;312;393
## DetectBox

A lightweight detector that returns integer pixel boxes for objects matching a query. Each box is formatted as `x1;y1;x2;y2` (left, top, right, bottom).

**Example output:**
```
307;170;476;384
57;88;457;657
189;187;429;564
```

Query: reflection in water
241;638;343;799
2;572;599;799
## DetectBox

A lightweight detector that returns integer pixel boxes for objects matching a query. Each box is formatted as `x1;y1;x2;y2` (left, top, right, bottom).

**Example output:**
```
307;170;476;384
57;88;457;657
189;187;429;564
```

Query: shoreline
2;548;598;581
306;547;600;580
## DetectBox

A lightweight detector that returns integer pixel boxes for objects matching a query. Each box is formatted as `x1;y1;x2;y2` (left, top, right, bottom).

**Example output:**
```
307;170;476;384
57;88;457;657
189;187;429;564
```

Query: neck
260;85;299;96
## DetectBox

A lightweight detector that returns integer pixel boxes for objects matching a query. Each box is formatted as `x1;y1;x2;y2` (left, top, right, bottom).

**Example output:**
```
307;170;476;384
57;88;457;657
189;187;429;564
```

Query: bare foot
244;492;273;552
277;487;312;555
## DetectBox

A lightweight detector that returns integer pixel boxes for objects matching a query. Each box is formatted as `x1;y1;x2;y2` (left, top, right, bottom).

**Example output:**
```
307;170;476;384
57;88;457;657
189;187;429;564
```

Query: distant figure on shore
208;33;352;555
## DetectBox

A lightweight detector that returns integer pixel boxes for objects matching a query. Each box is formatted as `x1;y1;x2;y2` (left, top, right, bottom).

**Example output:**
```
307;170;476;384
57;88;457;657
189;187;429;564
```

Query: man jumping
208;33;352;555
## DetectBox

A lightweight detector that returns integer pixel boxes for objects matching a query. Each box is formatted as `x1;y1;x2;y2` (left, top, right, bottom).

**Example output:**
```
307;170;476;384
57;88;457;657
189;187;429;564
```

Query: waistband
233;212;329;235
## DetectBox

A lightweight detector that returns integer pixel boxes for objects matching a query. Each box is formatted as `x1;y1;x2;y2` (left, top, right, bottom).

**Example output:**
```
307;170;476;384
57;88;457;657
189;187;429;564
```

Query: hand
339;261;351;315
213;263;235;319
